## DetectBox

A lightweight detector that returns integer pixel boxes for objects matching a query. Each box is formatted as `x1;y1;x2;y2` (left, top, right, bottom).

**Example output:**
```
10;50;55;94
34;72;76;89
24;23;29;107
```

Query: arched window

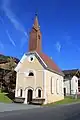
51;77;55;94
38;89;41;98
28;72;34;76
38;35;40;39
56;79;59;94
20;89;23;97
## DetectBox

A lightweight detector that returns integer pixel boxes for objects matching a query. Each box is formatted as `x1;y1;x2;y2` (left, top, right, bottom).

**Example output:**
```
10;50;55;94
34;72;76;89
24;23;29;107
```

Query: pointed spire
29;13;42;52
33;13;40;30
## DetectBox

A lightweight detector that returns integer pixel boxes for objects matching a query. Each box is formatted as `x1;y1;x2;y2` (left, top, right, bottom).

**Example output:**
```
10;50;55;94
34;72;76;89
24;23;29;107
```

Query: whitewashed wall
71;76;78;94
64;79;70;95
64;76;78;95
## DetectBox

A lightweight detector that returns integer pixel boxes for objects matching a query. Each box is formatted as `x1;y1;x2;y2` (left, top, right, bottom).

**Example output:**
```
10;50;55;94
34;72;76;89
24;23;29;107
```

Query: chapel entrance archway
27;89;33;104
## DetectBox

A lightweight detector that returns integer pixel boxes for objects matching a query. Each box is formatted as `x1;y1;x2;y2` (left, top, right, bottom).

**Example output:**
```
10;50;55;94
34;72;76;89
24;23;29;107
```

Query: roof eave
25;51;64;76
46;67;64;76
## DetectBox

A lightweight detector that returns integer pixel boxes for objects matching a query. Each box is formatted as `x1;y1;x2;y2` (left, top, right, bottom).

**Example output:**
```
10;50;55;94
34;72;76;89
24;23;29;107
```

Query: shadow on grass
1;89;15;101
5;92;15;101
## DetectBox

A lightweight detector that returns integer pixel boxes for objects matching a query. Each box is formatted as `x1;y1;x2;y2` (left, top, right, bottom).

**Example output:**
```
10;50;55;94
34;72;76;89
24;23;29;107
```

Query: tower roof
33;14;40;30
29;14;42;52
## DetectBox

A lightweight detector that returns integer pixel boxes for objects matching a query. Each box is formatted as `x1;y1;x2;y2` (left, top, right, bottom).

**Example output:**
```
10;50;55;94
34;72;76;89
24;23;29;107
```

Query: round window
30;57;33;61
28;55;34;62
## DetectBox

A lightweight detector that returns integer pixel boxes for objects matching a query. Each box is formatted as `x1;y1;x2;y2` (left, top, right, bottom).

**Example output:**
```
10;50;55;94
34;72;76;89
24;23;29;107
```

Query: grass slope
0;91;12;103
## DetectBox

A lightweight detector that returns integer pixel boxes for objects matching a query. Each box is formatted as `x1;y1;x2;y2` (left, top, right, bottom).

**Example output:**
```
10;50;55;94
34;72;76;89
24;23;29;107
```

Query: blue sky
0;0;80;70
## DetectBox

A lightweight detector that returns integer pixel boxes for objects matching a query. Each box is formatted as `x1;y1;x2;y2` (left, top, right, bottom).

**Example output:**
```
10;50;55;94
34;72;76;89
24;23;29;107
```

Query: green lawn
44;96;80;106
0;91;12;103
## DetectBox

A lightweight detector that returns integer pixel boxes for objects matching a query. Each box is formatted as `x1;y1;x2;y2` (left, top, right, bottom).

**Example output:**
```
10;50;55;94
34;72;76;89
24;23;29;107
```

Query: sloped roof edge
15;51;64;76
26;51;64;76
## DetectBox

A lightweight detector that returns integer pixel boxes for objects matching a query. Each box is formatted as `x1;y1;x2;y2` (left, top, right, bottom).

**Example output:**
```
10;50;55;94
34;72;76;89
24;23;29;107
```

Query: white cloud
55;41;61;53
1;0;29;48
6;30;16;47
0;15;16;47
2;0;28;38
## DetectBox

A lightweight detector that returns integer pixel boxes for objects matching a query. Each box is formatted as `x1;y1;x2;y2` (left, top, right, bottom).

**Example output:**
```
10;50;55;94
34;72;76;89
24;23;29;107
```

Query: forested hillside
0;54;19;95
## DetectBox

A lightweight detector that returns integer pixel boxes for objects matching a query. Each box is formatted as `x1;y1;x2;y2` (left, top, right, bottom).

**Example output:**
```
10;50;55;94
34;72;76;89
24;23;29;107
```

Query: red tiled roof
36;51;63;75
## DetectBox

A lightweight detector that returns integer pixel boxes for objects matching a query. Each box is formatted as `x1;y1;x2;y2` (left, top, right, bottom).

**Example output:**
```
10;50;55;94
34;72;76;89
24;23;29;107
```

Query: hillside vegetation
0;54;19;100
